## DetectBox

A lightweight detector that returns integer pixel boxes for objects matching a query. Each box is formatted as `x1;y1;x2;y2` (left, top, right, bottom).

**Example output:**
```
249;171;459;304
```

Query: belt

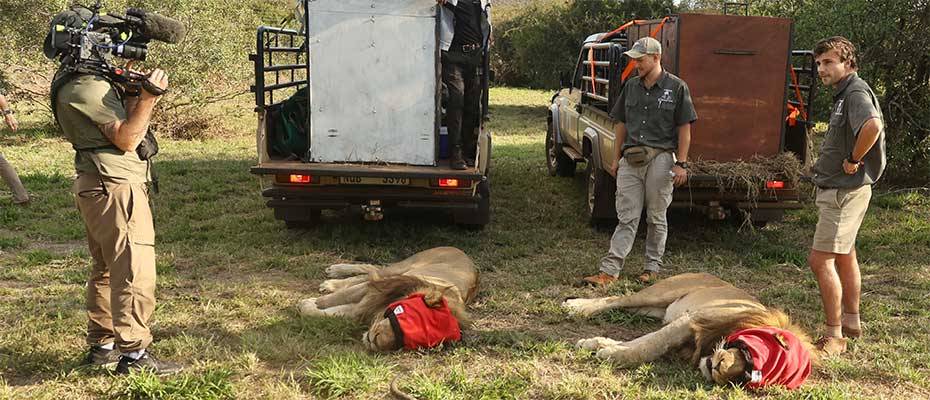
451;43;482;53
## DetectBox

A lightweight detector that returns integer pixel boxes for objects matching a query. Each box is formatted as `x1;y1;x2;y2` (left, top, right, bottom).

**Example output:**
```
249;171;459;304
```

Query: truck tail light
431;178;471;188
438;178;460;187
765;180;785;189
277;174;314;184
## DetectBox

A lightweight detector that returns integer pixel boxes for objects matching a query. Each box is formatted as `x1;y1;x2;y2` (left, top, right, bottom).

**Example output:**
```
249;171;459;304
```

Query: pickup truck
248;0;491;228
546;13;817;227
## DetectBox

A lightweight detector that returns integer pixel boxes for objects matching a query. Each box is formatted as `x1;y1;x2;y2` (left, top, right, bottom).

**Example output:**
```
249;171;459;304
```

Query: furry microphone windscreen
133;9;187;44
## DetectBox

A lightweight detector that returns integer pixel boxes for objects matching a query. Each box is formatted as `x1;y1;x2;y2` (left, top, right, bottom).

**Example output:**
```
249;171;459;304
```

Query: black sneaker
115;352;183;375
81;345;120;367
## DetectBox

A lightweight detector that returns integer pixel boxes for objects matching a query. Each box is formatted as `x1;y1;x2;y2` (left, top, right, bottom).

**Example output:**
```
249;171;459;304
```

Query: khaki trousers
599;152;675;276
73;174;156;352
0;152;29;203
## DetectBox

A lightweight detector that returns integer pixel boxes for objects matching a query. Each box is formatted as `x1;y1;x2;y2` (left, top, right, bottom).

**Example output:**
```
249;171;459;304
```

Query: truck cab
249;0;491;228
547;13;817;226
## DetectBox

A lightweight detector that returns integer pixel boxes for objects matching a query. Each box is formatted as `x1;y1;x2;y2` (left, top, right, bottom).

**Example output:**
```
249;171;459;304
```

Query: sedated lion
563;273;815;389
297;247;479;352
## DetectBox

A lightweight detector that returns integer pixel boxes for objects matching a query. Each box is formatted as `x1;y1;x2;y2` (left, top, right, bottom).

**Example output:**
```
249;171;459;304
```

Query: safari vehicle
249;0;491;228
546;12;817;226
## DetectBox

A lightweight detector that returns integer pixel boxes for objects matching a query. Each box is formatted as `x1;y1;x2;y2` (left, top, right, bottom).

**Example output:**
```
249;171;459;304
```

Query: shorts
812;185;872;254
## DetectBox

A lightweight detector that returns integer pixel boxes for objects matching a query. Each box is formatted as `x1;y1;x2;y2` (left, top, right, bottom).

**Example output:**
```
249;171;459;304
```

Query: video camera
43;0;186;91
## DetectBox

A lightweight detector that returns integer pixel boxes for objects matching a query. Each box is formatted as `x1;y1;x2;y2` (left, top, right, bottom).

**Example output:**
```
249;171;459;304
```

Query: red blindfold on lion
384;293;462;350
724;327;812;389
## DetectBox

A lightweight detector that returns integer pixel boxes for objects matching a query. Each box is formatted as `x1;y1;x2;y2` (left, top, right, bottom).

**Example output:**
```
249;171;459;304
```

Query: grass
0;87;928;399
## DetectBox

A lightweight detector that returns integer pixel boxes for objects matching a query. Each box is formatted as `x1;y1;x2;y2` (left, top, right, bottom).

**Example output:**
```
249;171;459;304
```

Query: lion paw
577;337;623;351
297;298;323;316
319;279;343;294
562;298;599;317
596;344;632;362
325;263;362;278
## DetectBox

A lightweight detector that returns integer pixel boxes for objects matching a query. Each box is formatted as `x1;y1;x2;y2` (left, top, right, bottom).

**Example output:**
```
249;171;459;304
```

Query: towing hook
362;201;384;221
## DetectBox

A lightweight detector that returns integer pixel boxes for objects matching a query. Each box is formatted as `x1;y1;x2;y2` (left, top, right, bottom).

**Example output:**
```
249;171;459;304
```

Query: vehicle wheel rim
587;167;596;213
546;129;557;168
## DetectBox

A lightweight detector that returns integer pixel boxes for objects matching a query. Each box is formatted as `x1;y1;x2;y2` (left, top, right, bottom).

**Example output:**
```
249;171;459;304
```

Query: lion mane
354;273;473;327
691;308;817;366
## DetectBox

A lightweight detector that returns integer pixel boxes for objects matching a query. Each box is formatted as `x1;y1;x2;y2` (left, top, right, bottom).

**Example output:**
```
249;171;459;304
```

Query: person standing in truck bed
437;0;491;170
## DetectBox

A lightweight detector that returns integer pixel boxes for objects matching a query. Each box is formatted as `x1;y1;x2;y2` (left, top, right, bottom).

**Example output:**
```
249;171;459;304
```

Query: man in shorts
808;36;886;356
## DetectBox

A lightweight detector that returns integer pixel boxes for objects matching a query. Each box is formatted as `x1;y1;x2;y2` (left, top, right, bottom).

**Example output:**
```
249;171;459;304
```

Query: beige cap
624;37;662;59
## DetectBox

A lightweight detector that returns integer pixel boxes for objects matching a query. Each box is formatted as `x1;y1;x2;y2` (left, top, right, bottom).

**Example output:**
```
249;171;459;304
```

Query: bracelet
674;161;689;169
846;154;863;165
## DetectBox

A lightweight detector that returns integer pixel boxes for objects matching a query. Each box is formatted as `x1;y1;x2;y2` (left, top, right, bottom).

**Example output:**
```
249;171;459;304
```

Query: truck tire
546;121;576;177
454;179;490;229
279;208;322;229
585;161;617;228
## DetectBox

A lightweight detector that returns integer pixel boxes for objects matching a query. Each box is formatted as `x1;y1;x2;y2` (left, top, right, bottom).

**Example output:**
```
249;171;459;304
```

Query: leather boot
450;147;467;170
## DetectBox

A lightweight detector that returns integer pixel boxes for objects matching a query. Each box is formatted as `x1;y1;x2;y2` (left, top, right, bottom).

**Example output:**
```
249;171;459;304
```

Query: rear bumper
671;174;804;209
261;185;481;210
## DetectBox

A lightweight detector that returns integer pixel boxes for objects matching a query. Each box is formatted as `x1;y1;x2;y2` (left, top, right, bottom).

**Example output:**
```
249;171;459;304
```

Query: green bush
491;0;676;88
0;0;291;138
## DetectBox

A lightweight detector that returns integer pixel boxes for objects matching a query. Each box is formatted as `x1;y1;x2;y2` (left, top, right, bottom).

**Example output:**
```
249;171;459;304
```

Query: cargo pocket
127;184;155;246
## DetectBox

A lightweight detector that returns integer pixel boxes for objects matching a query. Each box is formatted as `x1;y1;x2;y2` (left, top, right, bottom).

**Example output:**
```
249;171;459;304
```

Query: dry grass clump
689;152;805;202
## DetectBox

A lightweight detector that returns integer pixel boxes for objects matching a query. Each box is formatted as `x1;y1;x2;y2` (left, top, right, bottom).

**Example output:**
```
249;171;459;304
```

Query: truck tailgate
251;161;483;180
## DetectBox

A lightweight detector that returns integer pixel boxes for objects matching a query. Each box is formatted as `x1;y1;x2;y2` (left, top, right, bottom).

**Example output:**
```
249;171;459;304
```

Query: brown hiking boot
637;271;658;284
815;336;848;356
450;147;467;170
581;272;618;286
842;326;862;339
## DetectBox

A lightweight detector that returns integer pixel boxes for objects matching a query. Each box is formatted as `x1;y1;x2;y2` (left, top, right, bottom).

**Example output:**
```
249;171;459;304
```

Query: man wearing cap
808;36;885;356
437;0;491;170
44;6;181;374
582;36;697;286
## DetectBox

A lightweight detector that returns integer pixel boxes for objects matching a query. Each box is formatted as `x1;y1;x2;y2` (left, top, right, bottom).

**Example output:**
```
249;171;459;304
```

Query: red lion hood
385;293;462;350
725;327;812;390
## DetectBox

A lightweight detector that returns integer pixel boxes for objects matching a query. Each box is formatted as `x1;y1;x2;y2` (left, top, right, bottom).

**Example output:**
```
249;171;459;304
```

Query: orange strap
620;17;670;82
588;48;597;92
788;66;808;121
599;20;640;43
786;103;799;127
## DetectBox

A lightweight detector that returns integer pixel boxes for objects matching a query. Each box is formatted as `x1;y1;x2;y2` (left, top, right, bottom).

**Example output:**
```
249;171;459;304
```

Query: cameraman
46;21;180;375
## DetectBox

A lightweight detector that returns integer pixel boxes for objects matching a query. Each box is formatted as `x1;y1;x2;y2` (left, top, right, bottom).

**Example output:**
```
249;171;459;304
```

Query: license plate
338;176;410;186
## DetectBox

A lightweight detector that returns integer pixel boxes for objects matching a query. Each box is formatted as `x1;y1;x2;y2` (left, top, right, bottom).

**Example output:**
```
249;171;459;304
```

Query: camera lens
114;44;147;61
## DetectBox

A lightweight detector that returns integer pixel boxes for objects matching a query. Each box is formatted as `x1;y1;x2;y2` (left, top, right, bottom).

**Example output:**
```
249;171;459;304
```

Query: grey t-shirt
812;73;885;188
609;71;698;151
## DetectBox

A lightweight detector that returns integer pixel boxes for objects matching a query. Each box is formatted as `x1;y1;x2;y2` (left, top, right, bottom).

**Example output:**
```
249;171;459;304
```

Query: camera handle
114;68;168;96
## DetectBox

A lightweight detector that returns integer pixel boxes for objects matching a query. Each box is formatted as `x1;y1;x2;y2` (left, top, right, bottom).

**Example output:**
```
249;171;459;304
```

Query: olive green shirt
812;72;885;189
55;75;149;184
610;71;698;151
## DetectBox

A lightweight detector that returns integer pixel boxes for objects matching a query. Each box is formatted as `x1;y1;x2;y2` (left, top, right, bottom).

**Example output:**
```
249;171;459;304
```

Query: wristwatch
846;154;864;165
674;161;689;169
